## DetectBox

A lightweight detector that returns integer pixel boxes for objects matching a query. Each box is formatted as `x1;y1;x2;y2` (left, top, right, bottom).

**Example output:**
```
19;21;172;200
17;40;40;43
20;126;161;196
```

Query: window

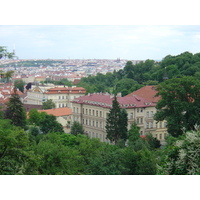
146;111;149;118
93;110;95;116
100;122;102;128
82;119;84;124
77;108;79;113
62;96;64;99
89;109;91;115
93;121;94;126
96;133;98;138
96;121;98;127
137;108;139;113
59;96;61;99
100;111;102;117
86;119;88;125
160;122;162;128
150;111;154;117
62;104;64;107
130;113;133;119
82;108;84;114
137;118;139;124
164;122;167;128
73;107;75;112
150;122;153;128
140;108;143;112
86;109;88;115
140;131;143;135
146;122;149;129
164;133;167;139
140;118;143;124
96;111;98;117
160;134;162;140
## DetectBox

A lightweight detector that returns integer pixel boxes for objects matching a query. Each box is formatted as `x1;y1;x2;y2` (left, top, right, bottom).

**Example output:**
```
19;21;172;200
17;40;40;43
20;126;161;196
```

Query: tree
4;70;14;83
5;87;26;129
0;46;14;59
14;79;26;93
42;99;56;110
157;129;200;175
39;113;64;134
0;120;38;175
154;76;200;137
128;122;141;145
106;96;128;144
70;121;84;136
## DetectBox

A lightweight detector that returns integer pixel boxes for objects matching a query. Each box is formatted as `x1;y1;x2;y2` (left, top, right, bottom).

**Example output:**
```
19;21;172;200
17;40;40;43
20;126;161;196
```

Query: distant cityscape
0;58;144;84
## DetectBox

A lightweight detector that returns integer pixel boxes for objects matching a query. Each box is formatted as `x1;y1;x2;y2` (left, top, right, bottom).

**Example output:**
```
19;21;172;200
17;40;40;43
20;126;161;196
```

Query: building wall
72;102;167;143
26;86;85;108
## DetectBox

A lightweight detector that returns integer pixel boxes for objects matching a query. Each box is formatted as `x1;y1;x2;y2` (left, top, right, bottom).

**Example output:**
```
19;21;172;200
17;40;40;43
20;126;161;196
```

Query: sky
1;25;200;61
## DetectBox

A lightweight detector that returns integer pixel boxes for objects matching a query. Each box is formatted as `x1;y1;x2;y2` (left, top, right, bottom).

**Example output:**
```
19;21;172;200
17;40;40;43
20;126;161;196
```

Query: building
25;85;86;108
71;92;167;143
38;107;72;133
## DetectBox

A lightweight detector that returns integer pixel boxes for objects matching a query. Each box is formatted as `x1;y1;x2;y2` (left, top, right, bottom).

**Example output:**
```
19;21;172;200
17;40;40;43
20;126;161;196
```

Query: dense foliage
76;51;200;96
154;76;200;137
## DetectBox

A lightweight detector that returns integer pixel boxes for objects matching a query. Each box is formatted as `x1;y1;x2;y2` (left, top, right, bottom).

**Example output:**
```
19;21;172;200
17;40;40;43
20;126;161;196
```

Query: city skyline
1;25;200;61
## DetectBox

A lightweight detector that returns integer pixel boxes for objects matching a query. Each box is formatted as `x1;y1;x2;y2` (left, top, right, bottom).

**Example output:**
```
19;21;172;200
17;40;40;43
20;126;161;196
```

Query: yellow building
71;92;167;144
26;85;86;108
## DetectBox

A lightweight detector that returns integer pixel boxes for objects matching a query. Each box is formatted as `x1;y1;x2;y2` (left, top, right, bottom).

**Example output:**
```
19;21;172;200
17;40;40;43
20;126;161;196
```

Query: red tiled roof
38;107;72;117
72;93;156;108
125;85;161;103
44;87;86;94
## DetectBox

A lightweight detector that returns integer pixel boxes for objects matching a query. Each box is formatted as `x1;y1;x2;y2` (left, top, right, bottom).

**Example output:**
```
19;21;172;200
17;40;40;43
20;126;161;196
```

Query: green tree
0;120;38;175
106;96;128;144
154;76;200;137
39;113;64;134
5;70;14;83
42;99;56;110
14;79;26;93
0;46;14;59
5;88;26;129
157;129;200;175
70;121;84;136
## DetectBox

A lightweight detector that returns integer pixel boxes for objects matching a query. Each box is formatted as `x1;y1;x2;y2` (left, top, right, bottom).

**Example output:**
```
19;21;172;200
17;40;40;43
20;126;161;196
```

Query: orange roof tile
38;107;72;117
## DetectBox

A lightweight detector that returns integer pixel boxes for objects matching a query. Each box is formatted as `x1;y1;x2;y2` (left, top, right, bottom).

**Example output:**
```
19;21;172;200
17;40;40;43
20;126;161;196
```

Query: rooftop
38;107;72;117
72;93;156;108
125;85;161;103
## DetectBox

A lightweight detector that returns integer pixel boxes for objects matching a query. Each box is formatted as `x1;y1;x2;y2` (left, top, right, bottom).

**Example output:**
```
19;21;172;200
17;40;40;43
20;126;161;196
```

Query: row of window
82;108;103;117
82;118;103;129
59;103;68;108
146;121;167;129
155;133;167;140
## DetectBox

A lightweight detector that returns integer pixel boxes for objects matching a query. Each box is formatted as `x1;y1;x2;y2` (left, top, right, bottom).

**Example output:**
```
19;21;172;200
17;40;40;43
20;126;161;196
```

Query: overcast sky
1;25;200;61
